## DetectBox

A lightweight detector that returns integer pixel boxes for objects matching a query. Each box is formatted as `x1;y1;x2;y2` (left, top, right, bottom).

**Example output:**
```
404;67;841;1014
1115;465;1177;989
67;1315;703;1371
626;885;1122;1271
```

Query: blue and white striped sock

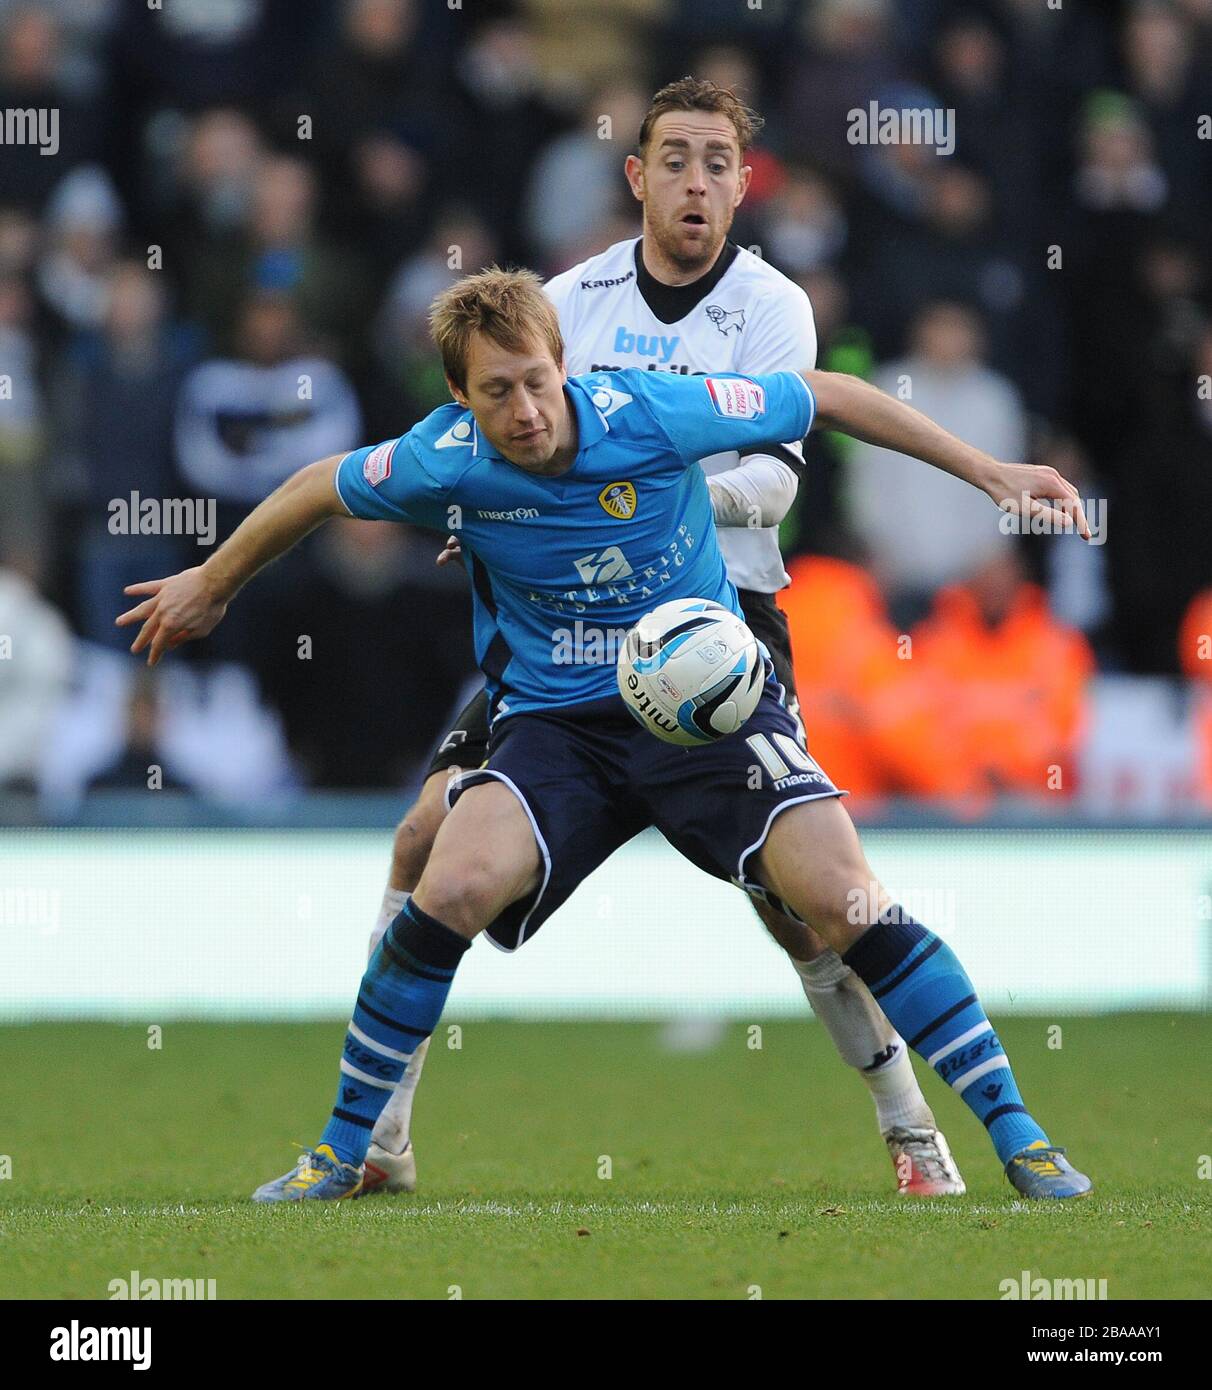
320;898;469;1166
842;910;1048;1163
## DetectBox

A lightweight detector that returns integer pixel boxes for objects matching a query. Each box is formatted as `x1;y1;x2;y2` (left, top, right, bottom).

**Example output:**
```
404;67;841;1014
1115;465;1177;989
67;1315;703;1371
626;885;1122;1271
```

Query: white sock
370;1035;430;1155
368;886;408;957
792;950;936;1134
367;886;431;1155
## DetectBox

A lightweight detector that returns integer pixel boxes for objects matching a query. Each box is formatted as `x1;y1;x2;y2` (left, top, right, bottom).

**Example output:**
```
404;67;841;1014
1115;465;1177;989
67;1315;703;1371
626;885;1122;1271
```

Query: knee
792;858;881;952
413;856;510;937
392;800;445;892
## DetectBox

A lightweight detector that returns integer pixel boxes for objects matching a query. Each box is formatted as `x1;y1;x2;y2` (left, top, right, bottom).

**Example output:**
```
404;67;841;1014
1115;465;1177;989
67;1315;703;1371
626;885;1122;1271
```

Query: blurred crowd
2;0;1212;815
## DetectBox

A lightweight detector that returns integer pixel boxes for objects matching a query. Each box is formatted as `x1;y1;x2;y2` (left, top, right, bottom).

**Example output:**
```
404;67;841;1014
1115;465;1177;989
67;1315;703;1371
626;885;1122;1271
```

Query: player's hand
980;460;1091;541
435;534;462;567
115;567;229;667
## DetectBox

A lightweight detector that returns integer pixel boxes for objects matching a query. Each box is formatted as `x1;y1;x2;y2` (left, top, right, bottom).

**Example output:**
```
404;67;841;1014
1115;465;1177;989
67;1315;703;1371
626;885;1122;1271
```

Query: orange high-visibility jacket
909;582;1094;799
1178;590;1212;805
778;556;977;803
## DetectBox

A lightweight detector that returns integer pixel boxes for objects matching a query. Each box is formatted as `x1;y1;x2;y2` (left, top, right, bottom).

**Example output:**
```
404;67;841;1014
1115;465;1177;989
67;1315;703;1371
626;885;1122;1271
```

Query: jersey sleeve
333;434;449;529
736;283;818;375
731;283;817;480
543;268;580;356
633;369;816;466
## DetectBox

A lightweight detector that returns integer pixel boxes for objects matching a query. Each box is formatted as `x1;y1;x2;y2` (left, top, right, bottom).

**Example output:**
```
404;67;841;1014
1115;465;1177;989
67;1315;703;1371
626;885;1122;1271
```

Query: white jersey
545;236;817;592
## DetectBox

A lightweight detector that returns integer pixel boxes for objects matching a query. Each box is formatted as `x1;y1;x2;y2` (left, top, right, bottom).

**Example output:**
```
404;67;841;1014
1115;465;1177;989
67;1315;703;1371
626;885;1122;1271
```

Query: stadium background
0;0;1210;1022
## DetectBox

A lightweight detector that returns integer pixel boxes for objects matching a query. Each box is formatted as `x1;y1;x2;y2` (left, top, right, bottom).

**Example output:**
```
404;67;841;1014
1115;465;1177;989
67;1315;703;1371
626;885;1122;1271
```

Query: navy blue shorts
446;682;845;951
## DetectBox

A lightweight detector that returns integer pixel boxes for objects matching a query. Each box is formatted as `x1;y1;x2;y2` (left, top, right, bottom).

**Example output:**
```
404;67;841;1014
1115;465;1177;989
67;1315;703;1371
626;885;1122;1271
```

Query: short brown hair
637;77;764;159
428;266;564;392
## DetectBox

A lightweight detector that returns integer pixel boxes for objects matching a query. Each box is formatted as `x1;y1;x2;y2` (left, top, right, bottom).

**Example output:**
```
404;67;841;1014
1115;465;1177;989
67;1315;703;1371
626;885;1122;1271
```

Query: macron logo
476;507;541;522
705;376;766;420
436;419;474;450
587;384;633;419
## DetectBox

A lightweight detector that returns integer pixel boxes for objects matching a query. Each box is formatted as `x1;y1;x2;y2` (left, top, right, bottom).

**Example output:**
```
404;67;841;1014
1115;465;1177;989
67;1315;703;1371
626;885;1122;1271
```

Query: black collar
633;238;740;325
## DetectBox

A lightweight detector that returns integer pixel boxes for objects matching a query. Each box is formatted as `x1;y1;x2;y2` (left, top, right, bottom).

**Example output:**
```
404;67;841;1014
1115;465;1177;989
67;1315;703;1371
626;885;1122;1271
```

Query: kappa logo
581;270;635;290
435;418;475;450
705;375;766;420
362;439;398;487
706;304;746;335
598;480;637;519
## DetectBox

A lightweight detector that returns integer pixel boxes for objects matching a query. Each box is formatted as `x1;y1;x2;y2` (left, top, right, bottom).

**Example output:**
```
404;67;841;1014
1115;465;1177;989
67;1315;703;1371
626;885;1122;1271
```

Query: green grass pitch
1;1015;1208;1299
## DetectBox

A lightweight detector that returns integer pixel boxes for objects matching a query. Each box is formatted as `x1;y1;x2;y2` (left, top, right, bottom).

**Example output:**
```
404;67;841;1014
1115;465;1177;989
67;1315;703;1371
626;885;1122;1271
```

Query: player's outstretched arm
804;369;1091;540
115;455;347;666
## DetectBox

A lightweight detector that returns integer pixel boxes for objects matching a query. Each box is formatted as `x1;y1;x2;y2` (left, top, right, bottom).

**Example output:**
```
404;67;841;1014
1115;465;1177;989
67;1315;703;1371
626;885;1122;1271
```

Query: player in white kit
360;79;965;1198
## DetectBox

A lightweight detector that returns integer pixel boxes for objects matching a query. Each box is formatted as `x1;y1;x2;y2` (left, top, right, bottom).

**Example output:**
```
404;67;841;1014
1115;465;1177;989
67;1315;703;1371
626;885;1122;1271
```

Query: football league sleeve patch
633;369;817;466
334;433;448;529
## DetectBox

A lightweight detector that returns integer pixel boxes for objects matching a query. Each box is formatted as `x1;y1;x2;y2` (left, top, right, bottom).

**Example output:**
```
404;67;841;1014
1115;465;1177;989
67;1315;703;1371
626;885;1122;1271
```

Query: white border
789;371;817;433
332;457;355;516
927;1021;994;1067
735;789;847;921
445;767;554;953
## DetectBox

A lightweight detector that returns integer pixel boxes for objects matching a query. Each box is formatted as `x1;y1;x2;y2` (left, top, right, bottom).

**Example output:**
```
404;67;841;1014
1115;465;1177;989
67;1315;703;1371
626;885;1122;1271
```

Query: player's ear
735;162;752;207
624;153;645;202
446;375;469;409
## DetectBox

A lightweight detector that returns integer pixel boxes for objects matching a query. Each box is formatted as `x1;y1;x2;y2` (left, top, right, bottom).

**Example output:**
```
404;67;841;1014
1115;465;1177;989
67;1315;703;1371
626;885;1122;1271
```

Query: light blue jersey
335;368;815;716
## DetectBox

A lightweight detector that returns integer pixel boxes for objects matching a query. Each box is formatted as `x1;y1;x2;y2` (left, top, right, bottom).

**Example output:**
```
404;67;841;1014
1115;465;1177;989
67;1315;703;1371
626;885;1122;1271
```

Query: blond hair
428;266;564;392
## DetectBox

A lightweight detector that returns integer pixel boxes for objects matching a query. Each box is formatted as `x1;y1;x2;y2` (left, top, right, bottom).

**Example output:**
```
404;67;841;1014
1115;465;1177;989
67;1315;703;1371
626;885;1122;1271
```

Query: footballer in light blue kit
360;82;968;1203
118;267;1094;1205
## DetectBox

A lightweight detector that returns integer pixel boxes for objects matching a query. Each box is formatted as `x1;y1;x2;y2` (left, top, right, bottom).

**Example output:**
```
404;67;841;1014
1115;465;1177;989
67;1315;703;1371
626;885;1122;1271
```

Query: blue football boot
1005;1141;1093;1199
251;1144;364;1203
